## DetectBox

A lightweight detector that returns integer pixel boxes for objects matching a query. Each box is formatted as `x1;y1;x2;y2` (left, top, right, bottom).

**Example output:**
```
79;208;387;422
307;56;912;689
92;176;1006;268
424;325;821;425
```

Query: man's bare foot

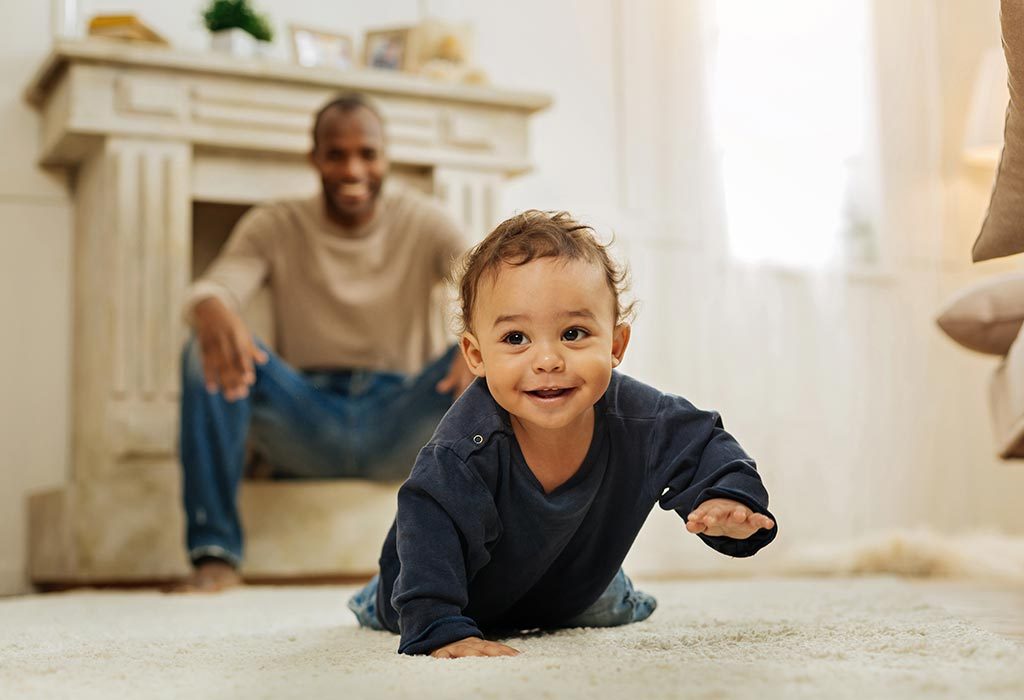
170;558;243;593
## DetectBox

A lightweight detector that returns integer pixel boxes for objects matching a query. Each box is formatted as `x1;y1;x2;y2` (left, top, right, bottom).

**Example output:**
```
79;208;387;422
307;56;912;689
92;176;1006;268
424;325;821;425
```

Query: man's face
460;257;630;436
310;106;388;227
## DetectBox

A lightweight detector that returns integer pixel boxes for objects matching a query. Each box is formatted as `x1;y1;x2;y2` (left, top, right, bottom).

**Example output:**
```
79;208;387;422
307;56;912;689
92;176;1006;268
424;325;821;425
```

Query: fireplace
25;39;549;584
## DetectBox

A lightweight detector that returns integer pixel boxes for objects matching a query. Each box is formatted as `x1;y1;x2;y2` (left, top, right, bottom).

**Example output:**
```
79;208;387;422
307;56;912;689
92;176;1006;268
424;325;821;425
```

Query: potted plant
202;0;274;57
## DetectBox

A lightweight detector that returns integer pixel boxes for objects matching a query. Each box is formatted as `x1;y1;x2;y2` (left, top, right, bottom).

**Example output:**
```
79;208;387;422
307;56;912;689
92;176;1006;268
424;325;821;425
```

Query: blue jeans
348;569;657;632
179;337;458;566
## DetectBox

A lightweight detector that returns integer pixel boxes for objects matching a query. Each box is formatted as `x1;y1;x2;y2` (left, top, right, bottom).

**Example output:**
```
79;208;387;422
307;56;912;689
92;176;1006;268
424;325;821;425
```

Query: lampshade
964;46;1010;167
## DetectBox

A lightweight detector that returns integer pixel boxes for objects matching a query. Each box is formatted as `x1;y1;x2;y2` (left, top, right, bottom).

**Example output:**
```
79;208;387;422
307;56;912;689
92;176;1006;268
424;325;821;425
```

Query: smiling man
177;94;474;591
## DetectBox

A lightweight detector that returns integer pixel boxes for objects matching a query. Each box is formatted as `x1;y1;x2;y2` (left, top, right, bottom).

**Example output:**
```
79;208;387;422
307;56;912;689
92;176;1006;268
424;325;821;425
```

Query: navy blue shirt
375;372;777;655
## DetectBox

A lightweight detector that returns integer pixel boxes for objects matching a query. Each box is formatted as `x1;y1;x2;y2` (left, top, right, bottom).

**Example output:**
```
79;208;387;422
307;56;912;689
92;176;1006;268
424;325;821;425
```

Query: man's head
309;94;389;228
457;211;635;433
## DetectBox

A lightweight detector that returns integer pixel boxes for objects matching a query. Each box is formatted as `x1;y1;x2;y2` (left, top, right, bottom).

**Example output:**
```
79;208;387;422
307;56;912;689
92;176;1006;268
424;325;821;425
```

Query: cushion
989;324;1024;457
936;271;1024;354
973;0;1024;262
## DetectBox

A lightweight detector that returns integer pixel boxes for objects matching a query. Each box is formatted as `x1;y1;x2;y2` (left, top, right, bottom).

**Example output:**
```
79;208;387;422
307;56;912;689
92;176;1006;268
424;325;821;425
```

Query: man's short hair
312;93;385;147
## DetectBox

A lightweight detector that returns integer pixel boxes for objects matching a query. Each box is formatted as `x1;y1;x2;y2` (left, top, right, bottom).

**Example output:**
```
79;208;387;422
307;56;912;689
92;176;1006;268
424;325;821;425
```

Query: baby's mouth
526;387;573;399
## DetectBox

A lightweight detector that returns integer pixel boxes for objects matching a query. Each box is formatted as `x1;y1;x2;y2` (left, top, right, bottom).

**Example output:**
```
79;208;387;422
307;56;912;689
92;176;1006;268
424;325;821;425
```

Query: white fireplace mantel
25;39;551;585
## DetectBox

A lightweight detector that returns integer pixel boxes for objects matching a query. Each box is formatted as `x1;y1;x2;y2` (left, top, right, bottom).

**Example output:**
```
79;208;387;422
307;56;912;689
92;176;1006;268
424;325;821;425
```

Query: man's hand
435;352;475;399
193;297;268;402
686;498;775;539
430;637;520;659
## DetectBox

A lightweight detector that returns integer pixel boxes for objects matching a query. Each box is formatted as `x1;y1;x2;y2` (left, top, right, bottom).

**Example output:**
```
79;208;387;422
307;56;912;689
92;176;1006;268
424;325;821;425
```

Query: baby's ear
460;333;487;377
611;323;631;367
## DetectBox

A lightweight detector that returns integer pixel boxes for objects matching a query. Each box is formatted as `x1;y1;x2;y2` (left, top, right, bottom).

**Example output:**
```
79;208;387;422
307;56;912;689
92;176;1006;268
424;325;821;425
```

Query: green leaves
201;0;274;42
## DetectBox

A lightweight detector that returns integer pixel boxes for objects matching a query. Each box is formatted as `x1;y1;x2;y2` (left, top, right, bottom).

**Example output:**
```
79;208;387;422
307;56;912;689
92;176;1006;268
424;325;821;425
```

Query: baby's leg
347;574;387;630
563;569;656;628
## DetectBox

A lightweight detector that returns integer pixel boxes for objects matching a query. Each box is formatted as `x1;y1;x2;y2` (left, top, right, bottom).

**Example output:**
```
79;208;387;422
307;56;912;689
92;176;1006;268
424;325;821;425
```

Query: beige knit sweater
183;183;467;374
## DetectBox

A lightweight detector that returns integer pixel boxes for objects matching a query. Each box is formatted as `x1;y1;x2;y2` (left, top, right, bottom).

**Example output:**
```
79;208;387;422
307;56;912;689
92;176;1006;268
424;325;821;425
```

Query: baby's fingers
685;519;707;534
729;507;750;523
751;514;775;530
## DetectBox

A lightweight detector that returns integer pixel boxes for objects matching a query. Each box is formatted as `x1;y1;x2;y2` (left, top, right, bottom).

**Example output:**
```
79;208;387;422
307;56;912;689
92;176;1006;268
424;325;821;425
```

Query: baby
348;210;778;657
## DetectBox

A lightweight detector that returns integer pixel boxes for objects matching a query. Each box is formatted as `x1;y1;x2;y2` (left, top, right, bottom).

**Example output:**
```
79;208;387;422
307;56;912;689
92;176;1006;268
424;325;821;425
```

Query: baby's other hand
686;498;775;539
430;637;520;659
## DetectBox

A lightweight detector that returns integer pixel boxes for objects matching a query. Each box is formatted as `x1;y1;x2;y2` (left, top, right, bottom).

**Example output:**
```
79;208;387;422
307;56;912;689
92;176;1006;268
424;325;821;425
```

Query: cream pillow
936;271;1024;354
973;0;1024;262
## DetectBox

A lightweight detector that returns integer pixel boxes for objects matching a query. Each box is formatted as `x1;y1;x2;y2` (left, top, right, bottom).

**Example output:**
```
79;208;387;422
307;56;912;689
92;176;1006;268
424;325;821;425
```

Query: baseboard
0;567;28;596
29;472;400;584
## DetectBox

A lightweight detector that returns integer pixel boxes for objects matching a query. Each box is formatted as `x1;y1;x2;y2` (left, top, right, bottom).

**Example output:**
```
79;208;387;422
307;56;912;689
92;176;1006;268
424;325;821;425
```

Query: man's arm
435;352;476;399
192;297;267;402
183;207;274;400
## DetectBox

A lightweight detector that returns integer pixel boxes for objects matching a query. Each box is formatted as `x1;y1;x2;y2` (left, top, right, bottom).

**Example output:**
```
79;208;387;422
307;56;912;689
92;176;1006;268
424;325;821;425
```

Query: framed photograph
290;25;355;70
364;27;416;71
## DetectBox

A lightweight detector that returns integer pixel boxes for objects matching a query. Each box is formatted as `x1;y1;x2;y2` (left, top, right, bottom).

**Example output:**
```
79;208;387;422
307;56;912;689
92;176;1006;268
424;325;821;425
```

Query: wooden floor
914;579;1024;643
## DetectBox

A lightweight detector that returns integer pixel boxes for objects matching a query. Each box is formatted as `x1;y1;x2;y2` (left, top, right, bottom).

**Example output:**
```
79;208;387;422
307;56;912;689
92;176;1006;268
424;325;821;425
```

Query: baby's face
461;257;630;435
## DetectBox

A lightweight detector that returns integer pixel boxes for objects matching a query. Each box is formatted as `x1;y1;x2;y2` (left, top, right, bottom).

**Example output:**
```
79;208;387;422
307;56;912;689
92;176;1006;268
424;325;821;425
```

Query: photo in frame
364;27;416;71
290;25;355;69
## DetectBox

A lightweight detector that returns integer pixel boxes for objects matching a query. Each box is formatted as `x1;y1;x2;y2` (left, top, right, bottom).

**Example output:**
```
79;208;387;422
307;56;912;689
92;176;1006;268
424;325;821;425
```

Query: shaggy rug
2;577;1021;699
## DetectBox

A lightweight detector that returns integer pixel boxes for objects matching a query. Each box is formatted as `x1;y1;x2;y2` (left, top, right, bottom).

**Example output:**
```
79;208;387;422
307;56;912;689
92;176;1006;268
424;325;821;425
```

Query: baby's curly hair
455;210;636;334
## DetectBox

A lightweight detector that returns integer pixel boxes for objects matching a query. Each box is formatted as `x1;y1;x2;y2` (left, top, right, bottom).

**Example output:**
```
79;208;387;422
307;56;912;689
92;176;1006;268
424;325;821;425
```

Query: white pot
210;28;263;58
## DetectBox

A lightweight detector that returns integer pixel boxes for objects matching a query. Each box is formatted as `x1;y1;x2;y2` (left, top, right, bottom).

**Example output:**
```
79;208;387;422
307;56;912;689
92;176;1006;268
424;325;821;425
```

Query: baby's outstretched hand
430;637;520;659
686;498;775;539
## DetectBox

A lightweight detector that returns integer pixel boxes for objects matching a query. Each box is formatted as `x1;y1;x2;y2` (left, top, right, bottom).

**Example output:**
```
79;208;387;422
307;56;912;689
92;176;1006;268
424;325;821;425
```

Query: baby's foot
171;557;242;593
628;588;657;623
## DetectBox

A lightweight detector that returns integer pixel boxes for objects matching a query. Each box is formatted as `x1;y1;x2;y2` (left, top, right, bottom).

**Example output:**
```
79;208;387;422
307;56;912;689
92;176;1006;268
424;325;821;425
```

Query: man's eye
502;332;527;345
562;328;589;342
362;149;378;160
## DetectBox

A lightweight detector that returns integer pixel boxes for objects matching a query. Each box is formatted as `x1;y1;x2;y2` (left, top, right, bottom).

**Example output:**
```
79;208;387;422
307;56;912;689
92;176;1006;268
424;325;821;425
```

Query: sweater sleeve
420;200;469;283
647;395;778;558
181;205;274;326
391;445;501;655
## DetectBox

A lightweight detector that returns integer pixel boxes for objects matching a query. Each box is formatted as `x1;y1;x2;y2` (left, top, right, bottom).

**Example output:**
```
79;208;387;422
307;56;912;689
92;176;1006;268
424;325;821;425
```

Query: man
178;93;474;591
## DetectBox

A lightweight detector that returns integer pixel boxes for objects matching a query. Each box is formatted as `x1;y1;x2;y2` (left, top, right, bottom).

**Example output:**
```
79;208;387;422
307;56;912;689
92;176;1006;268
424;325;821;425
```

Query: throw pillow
936;271;1024;354
973;0;1024;261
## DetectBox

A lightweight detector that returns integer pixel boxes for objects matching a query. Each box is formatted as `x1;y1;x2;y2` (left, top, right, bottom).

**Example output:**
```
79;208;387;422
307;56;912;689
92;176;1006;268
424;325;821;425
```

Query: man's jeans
179;337;458;567
348;569;657;632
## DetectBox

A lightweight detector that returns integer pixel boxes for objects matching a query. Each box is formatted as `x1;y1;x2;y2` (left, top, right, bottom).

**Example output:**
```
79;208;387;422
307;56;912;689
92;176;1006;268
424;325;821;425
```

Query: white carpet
2;577;1022;700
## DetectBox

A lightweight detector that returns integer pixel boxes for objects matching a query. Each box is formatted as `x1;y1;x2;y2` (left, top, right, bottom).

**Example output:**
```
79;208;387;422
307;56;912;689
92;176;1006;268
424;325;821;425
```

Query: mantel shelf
25;38;552;113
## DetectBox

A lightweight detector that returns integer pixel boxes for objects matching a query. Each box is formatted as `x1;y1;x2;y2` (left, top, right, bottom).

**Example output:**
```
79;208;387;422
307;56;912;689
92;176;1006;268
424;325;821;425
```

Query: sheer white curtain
623;0;961;576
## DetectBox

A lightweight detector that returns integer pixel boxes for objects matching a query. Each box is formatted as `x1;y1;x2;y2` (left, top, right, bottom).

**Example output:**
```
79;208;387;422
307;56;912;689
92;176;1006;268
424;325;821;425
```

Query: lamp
964;46;1010;167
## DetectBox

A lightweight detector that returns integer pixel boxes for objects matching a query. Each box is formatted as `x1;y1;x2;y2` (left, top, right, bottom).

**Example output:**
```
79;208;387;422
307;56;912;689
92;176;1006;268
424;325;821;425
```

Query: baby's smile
524;386;576;400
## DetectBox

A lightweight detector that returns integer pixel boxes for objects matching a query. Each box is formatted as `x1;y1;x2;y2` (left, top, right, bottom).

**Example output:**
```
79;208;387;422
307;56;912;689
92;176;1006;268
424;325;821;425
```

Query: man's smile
337;182;370;198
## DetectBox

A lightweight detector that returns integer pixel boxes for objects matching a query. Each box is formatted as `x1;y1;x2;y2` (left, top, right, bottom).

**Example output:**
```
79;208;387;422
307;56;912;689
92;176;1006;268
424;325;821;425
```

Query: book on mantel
87;14;169;46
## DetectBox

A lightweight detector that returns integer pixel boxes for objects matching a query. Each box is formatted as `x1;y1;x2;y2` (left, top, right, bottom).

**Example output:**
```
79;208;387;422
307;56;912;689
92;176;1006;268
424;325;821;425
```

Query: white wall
0;1;73;595
1;0;1021;593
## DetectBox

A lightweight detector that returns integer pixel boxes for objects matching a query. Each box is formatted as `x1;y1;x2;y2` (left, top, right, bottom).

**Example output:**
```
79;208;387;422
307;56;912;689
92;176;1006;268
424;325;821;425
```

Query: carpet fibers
2;577;1021;699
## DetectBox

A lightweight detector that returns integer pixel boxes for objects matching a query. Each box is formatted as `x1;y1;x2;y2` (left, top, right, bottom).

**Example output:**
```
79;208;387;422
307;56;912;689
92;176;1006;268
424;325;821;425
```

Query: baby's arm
686;497;775;538
391;445;502;656
649;396;778;556
431;637;520;659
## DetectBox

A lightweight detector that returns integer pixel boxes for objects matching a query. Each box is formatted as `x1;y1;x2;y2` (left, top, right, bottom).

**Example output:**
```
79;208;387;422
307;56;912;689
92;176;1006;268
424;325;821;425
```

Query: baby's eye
562;327;589;342
502;332;528;346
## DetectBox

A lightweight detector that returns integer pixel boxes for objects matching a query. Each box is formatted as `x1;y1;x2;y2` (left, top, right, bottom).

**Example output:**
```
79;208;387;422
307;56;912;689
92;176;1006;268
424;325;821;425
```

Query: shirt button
472;434;484;444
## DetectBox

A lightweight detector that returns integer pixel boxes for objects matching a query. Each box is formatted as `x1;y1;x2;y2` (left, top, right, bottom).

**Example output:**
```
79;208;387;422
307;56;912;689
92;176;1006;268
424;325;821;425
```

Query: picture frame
290;25;355;70
363;27;417;71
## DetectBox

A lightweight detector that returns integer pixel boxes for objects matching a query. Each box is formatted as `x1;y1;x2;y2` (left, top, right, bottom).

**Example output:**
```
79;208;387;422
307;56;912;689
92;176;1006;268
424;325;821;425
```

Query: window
711;0;879;268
